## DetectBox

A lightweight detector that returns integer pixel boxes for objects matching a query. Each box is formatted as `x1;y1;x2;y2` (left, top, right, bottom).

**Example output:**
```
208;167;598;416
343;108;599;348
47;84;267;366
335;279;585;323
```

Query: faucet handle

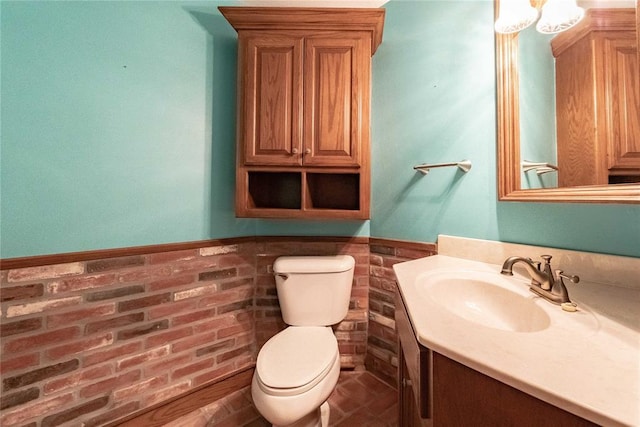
528;261;542;286
538;255;554;290
555;269;580;284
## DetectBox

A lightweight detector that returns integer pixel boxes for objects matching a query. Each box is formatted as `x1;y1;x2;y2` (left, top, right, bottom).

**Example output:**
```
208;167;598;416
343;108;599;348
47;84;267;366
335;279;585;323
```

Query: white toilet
251;255;356;427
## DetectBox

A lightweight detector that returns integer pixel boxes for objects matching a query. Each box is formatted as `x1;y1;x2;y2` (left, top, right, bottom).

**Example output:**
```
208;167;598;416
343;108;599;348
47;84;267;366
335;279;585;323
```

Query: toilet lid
256;326;338;390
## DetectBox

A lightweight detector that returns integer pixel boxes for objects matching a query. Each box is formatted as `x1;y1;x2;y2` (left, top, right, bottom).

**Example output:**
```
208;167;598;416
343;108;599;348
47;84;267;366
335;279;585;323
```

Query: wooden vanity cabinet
552;9;639;187
219;7;385;219
395;293;597;427
397;294;431;427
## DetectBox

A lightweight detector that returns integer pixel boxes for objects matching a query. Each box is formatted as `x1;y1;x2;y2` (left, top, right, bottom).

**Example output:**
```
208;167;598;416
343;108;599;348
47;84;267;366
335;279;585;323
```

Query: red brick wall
1;236;433;425
1;242;257;426
366;239;437;387
0;237;372;425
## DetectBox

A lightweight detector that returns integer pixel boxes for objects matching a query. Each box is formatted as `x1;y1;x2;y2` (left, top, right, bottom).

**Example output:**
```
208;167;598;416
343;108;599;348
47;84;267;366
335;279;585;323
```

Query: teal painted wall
371;0;500;245
0;0;368;258
519;26;557;189
1;1;251;257
1;0;638;258
370;0;640;257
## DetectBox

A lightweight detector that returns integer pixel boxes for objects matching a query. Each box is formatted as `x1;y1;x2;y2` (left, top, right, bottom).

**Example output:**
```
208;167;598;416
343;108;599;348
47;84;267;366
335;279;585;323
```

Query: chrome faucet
501;255;579;305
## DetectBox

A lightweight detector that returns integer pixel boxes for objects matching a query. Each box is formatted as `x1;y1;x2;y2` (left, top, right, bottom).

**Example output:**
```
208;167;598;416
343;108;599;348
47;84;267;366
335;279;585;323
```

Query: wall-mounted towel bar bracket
522;160;558;175
414;160;472;175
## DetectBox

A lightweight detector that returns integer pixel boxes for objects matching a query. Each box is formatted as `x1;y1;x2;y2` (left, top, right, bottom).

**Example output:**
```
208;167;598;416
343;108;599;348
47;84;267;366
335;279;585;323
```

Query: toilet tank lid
273;255;355;274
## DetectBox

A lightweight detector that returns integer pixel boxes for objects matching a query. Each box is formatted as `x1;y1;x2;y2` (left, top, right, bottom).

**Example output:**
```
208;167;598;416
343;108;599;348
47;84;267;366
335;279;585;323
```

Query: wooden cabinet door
602;33;640;173
431;353;597;427
555;35;606;187
240;32;304;166
552;11;639;185
220;7;383;220
303;33;370;167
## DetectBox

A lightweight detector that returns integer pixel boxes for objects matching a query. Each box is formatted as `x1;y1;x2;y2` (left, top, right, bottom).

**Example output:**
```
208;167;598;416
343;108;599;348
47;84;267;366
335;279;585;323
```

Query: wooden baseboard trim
254;235;369;244
369;237;438;252
0;237;256;270
110;367;254;427
1;235;435;271
1;236;372;270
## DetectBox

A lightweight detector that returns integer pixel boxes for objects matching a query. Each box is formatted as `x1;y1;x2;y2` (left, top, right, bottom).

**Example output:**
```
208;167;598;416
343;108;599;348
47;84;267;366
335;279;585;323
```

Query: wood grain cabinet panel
220;7;384;219
607;36;640;172
395;292;597;426
552;9;639;186
304;35;368;167
242;32;304;166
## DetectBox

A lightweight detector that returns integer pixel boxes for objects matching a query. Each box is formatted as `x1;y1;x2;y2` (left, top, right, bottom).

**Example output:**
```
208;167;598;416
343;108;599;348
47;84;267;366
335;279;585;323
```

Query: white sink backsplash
437;235;640;289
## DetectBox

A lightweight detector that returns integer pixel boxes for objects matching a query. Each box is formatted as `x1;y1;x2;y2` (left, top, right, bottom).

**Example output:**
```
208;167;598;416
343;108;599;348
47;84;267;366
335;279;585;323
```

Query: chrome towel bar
522;160;558;175
413;160;472;175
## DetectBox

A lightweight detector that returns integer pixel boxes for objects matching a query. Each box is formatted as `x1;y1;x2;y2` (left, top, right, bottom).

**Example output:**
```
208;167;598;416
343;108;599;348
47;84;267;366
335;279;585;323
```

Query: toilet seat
256;326;338;397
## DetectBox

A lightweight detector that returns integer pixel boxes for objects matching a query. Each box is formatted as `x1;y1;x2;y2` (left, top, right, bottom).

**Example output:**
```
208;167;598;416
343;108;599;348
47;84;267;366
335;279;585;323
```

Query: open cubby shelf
242;170;366;219
307;173;360;211
248;172;302;209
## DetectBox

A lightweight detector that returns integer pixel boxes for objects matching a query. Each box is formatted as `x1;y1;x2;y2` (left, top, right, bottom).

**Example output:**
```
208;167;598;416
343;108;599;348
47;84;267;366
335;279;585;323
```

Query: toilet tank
273;255;355;326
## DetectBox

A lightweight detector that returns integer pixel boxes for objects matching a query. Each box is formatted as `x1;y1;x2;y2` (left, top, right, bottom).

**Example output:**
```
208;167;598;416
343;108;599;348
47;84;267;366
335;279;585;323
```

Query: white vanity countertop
394;254;640;427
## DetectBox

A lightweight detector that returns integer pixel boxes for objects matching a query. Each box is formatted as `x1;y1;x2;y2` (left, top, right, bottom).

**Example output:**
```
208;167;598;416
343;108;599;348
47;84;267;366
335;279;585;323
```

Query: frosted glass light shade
536;0;585;34
495;0;539;34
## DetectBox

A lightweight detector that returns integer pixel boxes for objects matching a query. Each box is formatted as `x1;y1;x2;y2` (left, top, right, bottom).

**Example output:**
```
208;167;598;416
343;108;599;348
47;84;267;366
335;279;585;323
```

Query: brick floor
163;370;398;427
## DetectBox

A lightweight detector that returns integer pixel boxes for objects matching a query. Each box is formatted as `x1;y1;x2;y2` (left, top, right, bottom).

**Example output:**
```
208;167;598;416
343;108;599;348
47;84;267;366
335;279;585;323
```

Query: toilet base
252;345;340;427
273;401;330;427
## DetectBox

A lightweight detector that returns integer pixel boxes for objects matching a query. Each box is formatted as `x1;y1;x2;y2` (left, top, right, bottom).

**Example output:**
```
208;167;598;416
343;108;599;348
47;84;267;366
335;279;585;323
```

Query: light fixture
495;0;585;35
535;0;585;34
495;0;539;34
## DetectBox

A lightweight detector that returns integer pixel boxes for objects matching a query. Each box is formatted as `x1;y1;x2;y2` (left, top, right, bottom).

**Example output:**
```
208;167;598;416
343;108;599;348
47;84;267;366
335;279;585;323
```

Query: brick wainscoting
1;241;259;426
366;239;437;387
0;236;435;426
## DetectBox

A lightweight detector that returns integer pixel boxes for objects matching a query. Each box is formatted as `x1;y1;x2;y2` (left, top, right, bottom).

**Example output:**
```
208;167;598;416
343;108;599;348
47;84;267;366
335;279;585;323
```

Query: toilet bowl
251;326;340;427
251;255;355;427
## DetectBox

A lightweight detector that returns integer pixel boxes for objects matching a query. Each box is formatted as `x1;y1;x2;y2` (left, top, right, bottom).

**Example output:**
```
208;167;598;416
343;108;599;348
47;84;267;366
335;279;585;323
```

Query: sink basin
416;271;551;333
393;253;637;427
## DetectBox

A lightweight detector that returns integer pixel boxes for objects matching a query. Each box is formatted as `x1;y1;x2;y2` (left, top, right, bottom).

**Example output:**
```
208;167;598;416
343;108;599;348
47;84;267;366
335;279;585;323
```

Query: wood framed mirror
496;0;640;204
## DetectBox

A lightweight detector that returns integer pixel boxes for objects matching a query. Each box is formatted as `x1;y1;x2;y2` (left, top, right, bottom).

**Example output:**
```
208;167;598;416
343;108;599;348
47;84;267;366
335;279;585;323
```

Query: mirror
496;0;640;203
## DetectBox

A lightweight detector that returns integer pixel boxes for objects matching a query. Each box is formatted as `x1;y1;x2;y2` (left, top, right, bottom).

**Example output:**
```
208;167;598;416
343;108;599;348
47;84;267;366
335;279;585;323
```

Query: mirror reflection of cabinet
496;0;640;203
553;9;640;187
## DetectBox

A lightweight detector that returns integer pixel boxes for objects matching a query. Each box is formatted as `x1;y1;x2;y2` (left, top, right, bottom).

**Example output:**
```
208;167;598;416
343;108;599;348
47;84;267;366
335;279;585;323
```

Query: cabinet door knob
292;148;299;154
304;148;311;154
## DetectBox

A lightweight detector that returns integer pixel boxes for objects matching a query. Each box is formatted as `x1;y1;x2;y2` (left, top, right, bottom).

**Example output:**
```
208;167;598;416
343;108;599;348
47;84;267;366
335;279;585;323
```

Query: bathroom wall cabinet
395;293;597;426
552;9;639;186
219;7;385;219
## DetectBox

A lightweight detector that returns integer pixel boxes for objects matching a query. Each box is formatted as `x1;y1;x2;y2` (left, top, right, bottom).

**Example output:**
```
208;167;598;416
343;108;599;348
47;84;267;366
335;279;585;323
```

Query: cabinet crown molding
218;7;385;54
551;8;636;57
